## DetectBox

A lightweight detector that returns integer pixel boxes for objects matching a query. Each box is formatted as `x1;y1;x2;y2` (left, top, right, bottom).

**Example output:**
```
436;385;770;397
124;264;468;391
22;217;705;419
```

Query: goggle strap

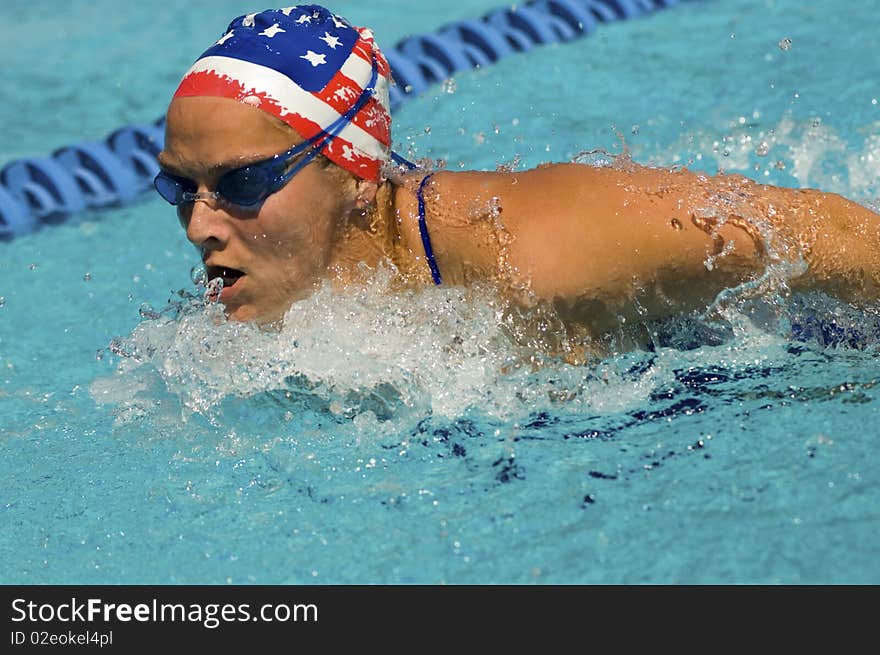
296;53;380;161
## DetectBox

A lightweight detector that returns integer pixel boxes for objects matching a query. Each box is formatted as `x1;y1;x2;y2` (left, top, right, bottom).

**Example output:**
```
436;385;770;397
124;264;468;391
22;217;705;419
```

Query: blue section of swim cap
198;7;359;93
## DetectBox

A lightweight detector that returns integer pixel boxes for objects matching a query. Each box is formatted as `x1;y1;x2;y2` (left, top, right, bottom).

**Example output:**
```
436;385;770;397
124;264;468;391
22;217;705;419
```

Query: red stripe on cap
284;112;384;181
316;69;391;145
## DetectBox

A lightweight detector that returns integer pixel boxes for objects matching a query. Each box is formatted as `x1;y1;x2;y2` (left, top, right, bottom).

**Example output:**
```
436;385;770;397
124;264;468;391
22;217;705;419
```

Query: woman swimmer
156;5;880;338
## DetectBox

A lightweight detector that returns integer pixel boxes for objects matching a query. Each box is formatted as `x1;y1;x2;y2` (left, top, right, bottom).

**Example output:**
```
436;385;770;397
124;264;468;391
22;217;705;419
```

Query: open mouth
206;265;245;288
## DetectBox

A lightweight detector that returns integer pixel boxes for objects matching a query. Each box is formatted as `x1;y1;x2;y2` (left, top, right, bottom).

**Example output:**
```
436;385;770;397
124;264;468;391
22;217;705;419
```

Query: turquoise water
1;0;879;584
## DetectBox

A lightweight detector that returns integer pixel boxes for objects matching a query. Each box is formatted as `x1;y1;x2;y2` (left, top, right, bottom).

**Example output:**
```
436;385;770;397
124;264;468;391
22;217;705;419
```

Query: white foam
91;265;689;425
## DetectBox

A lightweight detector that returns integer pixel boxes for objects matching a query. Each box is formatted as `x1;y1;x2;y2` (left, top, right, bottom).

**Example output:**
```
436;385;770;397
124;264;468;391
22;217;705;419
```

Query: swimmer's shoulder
390;162;615;208
389;169;506;284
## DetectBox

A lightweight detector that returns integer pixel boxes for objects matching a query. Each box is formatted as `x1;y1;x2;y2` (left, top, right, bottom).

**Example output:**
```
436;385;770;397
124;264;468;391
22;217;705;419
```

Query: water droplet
28;263;38;271
83;272;92;282
670;218;683;231
139;303;160;320
774;160;786;170
424;126;431;134
873;98;878;106
493;124;501;135
404;84;413;94
778;37;792;51
755;141;770;156
631;125;640;135
0;296;5;307
204;277;224;304
440;78;456;94
190;264;207;287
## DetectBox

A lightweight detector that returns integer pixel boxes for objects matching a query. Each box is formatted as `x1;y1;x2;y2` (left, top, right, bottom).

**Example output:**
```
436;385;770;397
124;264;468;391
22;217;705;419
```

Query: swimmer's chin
222;302;286;329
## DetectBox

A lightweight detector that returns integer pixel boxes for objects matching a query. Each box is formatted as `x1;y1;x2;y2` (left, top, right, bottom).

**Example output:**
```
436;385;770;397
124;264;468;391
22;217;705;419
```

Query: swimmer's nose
182;196;231;251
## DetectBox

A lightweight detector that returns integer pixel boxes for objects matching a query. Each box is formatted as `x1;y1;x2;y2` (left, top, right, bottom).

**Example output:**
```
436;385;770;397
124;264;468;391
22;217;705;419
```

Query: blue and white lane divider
0;0;690;240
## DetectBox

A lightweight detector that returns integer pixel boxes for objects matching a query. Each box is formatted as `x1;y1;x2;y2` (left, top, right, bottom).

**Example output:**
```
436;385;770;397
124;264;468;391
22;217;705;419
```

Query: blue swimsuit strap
416;173;443;285
390;152;442;285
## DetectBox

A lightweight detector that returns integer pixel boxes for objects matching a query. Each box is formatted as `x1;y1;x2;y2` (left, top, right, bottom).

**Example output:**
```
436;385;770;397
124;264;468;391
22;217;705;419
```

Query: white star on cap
242;13;256;27
260;23;285;38
320;32;342;49
300;50;327;67
216;30;234;45
331;16;347;29
280;6;298;16
296;13;312;24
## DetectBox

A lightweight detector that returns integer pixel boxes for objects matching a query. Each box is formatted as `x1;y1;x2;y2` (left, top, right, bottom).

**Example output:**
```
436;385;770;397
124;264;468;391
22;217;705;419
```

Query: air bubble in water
83;272;92;281
631;125;640;136
755;141;770;156
440;78;456;94
778;37;792;51
191;264;208;287
0;296;5;307
28;263;38;271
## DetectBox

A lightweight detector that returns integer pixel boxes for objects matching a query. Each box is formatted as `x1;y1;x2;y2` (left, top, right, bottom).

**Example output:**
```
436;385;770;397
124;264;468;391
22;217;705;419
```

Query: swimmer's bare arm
418;164;880;329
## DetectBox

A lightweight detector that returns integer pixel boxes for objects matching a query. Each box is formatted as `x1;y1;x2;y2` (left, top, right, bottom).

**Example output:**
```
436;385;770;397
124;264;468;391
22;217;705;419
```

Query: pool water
1;0;879;584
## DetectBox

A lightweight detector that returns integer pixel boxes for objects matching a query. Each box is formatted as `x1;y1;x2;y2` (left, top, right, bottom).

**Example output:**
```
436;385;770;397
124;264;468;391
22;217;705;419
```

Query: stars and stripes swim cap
173;6;392;182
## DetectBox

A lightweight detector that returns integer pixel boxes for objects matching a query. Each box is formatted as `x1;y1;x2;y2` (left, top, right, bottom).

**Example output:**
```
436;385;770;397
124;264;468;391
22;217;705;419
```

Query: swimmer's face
158;96;361;323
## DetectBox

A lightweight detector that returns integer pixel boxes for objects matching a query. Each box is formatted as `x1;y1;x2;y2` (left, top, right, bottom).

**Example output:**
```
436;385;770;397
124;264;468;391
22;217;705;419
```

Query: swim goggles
154;141;323;208
154;53;382;208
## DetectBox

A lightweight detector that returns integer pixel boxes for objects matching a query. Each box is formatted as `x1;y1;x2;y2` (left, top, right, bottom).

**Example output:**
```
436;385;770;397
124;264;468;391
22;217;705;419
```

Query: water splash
92;263;694;426
660;114;880;197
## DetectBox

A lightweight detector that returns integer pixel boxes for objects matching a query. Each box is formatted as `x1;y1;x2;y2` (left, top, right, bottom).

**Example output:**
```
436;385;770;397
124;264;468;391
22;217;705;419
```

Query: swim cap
173;6;392;181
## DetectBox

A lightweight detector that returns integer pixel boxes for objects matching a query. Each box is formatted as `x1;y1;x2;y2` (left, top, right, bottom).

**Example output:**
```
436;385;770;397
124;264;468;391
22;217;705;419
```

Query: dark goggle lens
216;165;275;207
154;172;196;205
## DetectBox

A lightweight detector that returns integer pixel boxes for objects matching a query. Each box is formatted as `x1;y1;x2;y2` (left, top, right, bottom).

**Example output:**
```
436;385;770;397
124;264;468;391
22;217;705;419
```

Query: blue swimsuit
388;152;442;285
416;173;443;285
